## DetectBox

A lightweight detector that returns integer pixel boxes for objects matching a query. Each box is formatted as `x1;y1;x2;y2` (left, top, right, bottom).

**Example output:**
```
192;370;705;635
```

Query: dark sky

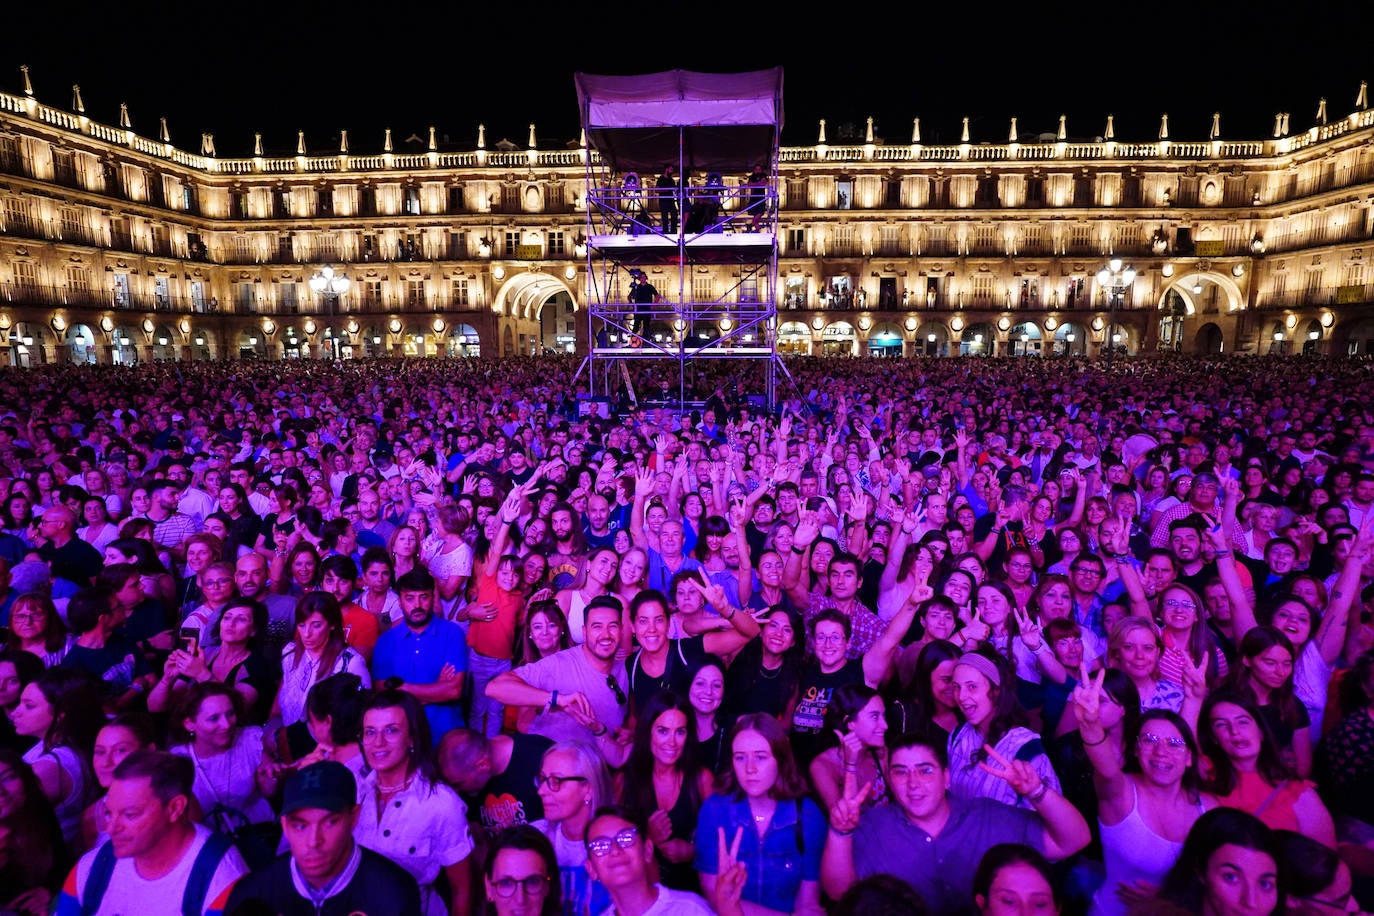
5;0;1366;159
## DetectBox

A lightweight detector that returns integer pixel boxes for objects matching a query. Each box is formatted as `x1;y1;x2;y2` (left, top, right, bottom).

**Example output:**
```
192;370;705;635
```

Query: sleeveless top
1092;779;1206;916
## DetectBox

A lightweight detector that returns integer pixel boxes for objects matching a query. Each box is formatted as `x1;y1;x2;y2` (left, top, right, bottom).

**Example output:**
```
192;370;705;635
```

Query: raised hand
793;510;820;548
960;608;991;644
1069;663;1105;724
715;827;748;910
1180;650;1209;701
1013;607;1044;652
834;727;865;767
829;769;871;835
976;743;1044;798
634;466;655;499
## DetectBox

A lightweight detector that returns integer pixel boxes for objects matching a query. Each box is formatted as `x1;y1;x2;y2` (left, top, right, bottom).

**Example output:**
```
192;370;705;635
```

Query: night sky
5;0;1366;158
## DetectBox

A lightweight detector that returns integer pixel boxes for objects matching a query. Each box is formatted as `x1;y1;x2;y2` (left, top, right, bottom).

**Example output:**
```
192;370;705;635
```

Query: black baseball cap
281;761;356;815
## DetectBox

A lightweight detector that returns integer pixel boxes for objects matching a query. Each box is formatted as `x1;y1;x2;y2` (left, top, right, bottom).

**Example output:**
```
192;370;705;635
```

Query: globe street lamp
1096;258;1135;366
309;265;350;317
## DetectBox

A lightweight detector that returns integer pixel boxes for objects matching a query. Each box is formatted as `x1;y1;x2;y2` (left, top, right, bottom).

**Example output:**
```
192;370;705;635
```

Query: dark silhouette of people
655;165;679;234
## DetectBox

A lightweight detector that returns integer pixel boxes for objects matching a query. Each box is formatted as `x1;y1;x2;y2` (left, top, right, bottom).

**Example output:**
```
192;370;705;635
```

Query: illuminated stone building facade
0;71;1371;365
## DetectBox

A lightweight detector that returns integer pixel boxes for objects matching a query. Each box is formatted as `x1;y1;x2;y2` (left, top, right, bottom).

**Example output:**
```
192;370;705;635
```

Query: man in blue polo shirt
371;569;468;738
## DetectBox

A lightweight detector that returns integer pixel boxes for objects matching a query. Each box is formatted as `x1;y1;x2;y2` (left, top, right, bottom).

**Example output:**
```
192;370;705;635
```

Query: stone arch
492;271;578;320
1195;322;1224;355
1159;270;1244;315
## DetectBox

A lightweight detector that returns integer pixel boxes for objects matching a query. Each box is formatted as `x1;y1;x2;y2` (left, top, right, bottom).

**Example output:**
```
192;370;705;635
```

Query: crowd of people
0;352;1367;915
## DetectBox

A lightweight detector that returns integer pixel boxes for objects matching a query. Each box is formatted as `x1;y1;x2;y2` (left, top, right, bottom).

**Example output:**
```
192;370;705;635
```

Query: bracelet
592;723;608;738
1213;549;1233;558
792;545;808;554
828;825;854;837
1080;731;1109;747
1024;782;1050;804
548;689;559;711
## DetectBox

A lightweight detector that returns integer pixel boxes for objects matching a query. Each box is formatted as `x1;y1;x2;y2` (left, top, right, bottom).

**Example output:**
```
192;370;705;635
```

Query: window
65;266;91;291
404;187;421;215
832;225;855;256
545;184;565;211
12;262;37;288
548;231;565;257
236;282;255;311
835;180;853;210
692;275;714;303
786;228;805;254
447;231;465;260
151;224;172;257
60;207;83;240
971;275;996;306
739;279;759;303
234;235;254;262
504;231;520;256
500;185;521;213
318;188;334;216
362;280;383;307
451;277;470;307
974;225;997;254
231;191;249;219
879;225;902;256
362;234;377;261
3;198;33;233
281;282;299;313
447;186;464;213
407;280;426;307
52;150;76;185
1069;224;1093;253
277;189;292;217
1023;224;1044;255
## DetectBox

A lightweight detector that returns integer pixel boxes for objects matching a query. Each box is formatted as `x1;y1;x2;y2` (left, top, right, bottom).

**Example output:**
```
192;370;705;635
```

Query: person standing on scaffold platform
656;165;680;234
628;269;658;347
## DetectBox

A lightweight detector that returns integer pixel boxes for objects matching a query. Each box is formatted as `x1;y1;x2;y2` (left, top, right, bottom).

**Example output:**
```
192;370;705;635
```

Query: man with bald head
35;503;102;587
233;551;298;653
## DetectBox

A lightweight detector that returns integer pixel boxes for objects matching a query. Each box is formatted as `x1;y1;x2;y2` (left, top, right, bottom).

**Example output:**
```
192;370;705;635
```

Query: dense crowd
0;352;1368;916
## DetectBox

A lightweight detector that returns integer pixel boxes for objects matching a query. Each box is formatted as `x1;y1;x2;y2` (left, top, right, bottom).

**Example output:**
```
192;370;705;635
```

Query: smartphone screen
179;626;199;654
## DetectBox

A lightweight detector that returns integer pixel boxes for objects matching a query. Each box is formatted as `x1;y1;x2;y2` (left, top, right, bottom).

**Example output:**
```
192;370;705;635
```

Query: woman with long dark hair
9;668;103;847
0;751;70;912
947;648;1060;809
809;683;887;813
272;590;371;728
1197;687;1335;846
1154;807;1284;916
614;690;713;892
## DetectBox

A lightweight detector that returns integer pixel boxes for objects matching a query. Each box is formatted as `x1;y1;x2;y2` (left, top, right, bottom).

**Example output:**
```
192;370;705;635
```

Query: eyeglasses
606;675;627;705
587;827;639;857
534;774;588;792
1071;567;1103;577
10;612;41;623
814;633;847;645
491;875;550;898
1161;598;1197;611
1137;732;1189;750
362;724;406;743
1296;892;1356;913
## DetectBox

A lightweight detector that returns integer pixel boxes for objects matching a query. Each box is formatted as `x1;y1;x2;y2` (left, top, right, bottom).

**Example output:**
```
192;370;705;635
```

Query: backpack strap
80;841;118;916
182;831;235;916
794;798;805;858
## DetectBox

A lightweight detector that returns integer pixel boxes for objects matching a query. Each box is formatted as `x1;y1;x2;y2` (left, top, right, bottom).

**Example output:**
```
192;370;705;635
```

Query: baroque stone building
0;69;1371;365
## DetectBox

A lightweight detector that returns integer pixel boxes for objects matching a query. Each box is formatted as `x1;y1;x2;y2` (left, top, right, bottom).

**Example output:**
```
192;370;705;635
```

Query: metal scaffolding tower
573;68;790;413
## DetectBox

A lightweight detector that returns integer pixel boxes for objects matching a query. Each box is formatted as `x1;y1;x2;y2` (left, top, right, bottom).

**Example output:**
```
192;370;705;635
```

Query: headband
956;652;1002;687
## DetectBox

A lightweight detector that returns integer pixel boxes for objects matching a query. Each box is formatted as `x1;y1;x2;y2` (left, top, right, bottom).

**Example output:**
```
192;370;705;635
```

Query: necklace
377;772;416;795
758;662;781;680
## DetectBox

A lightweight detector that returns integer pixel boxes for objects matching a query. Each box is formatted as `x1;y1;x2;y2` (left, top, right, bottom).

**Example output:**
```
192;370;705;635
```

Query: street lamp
309;265;350;317
1096;258;1135;366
